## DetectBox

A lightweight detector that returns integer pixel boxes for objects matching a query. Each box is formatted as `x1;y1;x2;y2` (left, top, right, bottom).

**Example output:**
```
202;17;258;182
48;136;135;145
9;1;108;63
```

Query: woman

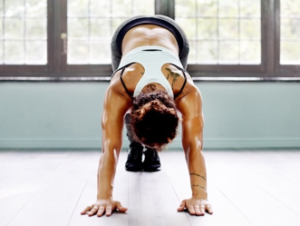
81;15;213;217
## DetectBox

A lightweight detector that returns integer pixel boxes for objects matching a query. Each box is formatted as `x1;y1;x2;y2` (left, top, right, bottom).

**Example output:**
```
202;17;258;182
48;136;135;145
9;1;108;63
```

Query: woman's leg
125;113;161;172
124;112;140;144
124;113;144;171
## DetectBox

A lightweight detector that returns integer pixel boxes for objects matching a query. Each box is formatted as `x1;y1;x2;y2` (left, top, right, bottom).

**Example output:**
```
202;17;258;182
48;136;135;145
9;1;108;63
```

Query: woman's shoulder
109;63;144;97
161;63;196;99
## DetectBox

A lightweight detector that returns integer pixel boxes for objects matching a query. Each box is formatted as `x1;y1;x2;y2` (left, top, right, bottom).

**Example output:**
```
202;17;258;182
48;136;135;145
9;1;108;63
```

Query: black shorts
110;15;190;71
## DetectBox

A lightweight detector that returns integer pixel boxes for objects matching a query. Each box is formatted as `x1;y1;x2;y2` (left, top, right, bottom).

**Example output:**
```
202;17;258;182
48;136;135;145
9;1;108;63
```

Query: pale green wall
0;82;299;150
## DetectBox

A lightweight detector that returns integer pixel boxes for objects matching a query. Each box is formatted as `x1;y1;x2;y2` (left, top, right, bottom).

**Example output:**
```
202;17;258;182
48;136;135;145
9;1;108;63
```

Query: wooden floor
1;150;300;226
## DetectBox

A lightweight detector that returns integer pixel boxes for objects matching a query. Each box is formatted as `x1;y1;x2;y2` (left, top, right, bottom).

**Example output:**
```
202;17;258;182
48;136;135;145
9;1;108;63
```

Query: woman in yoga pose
81;15;213;217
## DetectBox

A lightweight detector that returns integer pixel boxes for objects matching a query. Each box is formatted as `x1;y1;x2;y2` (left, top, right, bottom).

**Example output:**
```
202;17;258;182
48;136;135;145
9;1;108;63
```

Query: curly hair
130;90;179;150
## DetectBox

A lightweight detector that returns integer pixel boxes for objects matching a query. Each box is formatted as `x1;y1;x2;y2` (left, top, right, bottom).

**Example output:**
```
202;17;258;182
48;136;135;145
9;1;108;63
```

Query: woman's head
130;90;179;150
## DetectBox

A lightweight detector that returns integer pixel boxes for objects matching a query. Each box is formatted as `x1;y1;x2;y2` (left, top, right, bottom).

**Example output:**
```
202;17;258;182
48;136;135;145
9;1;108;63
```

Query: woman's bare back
121;24;179;56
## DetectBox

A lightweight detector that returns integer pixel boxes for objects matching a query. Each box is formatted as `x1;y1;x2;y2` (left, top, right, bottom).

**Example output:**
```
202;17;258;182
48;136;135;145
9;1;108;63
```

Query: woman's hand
81;198;127;217
177;197;213;216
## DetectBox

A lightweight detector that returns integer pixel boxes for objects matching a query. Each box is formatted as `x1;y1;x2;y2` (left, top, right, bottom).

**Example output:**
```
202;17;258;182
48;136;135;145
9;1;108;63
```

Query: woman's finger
199;205;205;216
205;204;213;214
187;205;196;215
177;200;186;211
88;206;99;216
116;202;128;212
106;205;113;216
81;206;91;215
97;206;105;217
194;205;201;215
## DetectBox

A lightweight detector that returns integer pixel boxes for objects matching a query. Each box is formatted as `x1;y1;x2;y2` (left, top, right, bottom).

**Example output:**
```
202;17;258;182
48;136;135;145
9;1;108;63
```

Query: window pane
218;19;239;39
112;0;133;17
197;19;217;39
198;0;217;17
281;0;300;17
90;1;110;17
26;0;47;18
68;0;88;17
281;19;300;39
240;19;261;39
218;0;239;18
240;0;260;17
176;0;261;64
25;41;47;64
4;41;24;64
4;0;25;17
219;41;239;64
176;0;196;17
4;18;23;39
280;0;300;64
67;0;155;65
240;41;260;64
197;41;218;64
90;41;111;64
68;41;89;64
133;0;156;15
187;40;197;64
0;0;47;65
112;19;127;33
26;19;47;39
281;41;300;65
0;40;3;64
68;19;89;40
0;2;3;16
90;19;110;39
0;18;2;64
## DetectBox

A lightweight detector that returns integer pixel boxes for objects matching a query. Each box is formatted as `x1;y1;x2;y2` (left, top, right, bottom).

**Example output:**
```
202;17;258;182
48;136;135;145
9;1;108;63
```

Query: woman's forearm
187;150;207;198
184;140;208;199
97;149;119;199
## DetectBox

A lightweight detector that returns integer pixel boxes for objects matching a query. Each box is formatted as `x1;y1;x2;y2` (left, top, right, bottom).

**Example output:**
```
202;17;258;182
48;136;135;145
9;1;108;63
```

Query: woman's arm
176;84;213;216
81;83;131;217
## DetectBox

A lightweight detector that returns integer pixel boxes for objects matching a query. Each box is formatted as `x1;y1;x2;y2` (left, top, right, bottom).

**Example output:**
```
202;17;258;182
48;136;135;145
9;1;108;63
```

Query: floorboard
68;152;129;226
3;151;95;226
127;169;190;226
1;150;300;226
204;151;300;226
0;151;70;226
161;151;252;226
